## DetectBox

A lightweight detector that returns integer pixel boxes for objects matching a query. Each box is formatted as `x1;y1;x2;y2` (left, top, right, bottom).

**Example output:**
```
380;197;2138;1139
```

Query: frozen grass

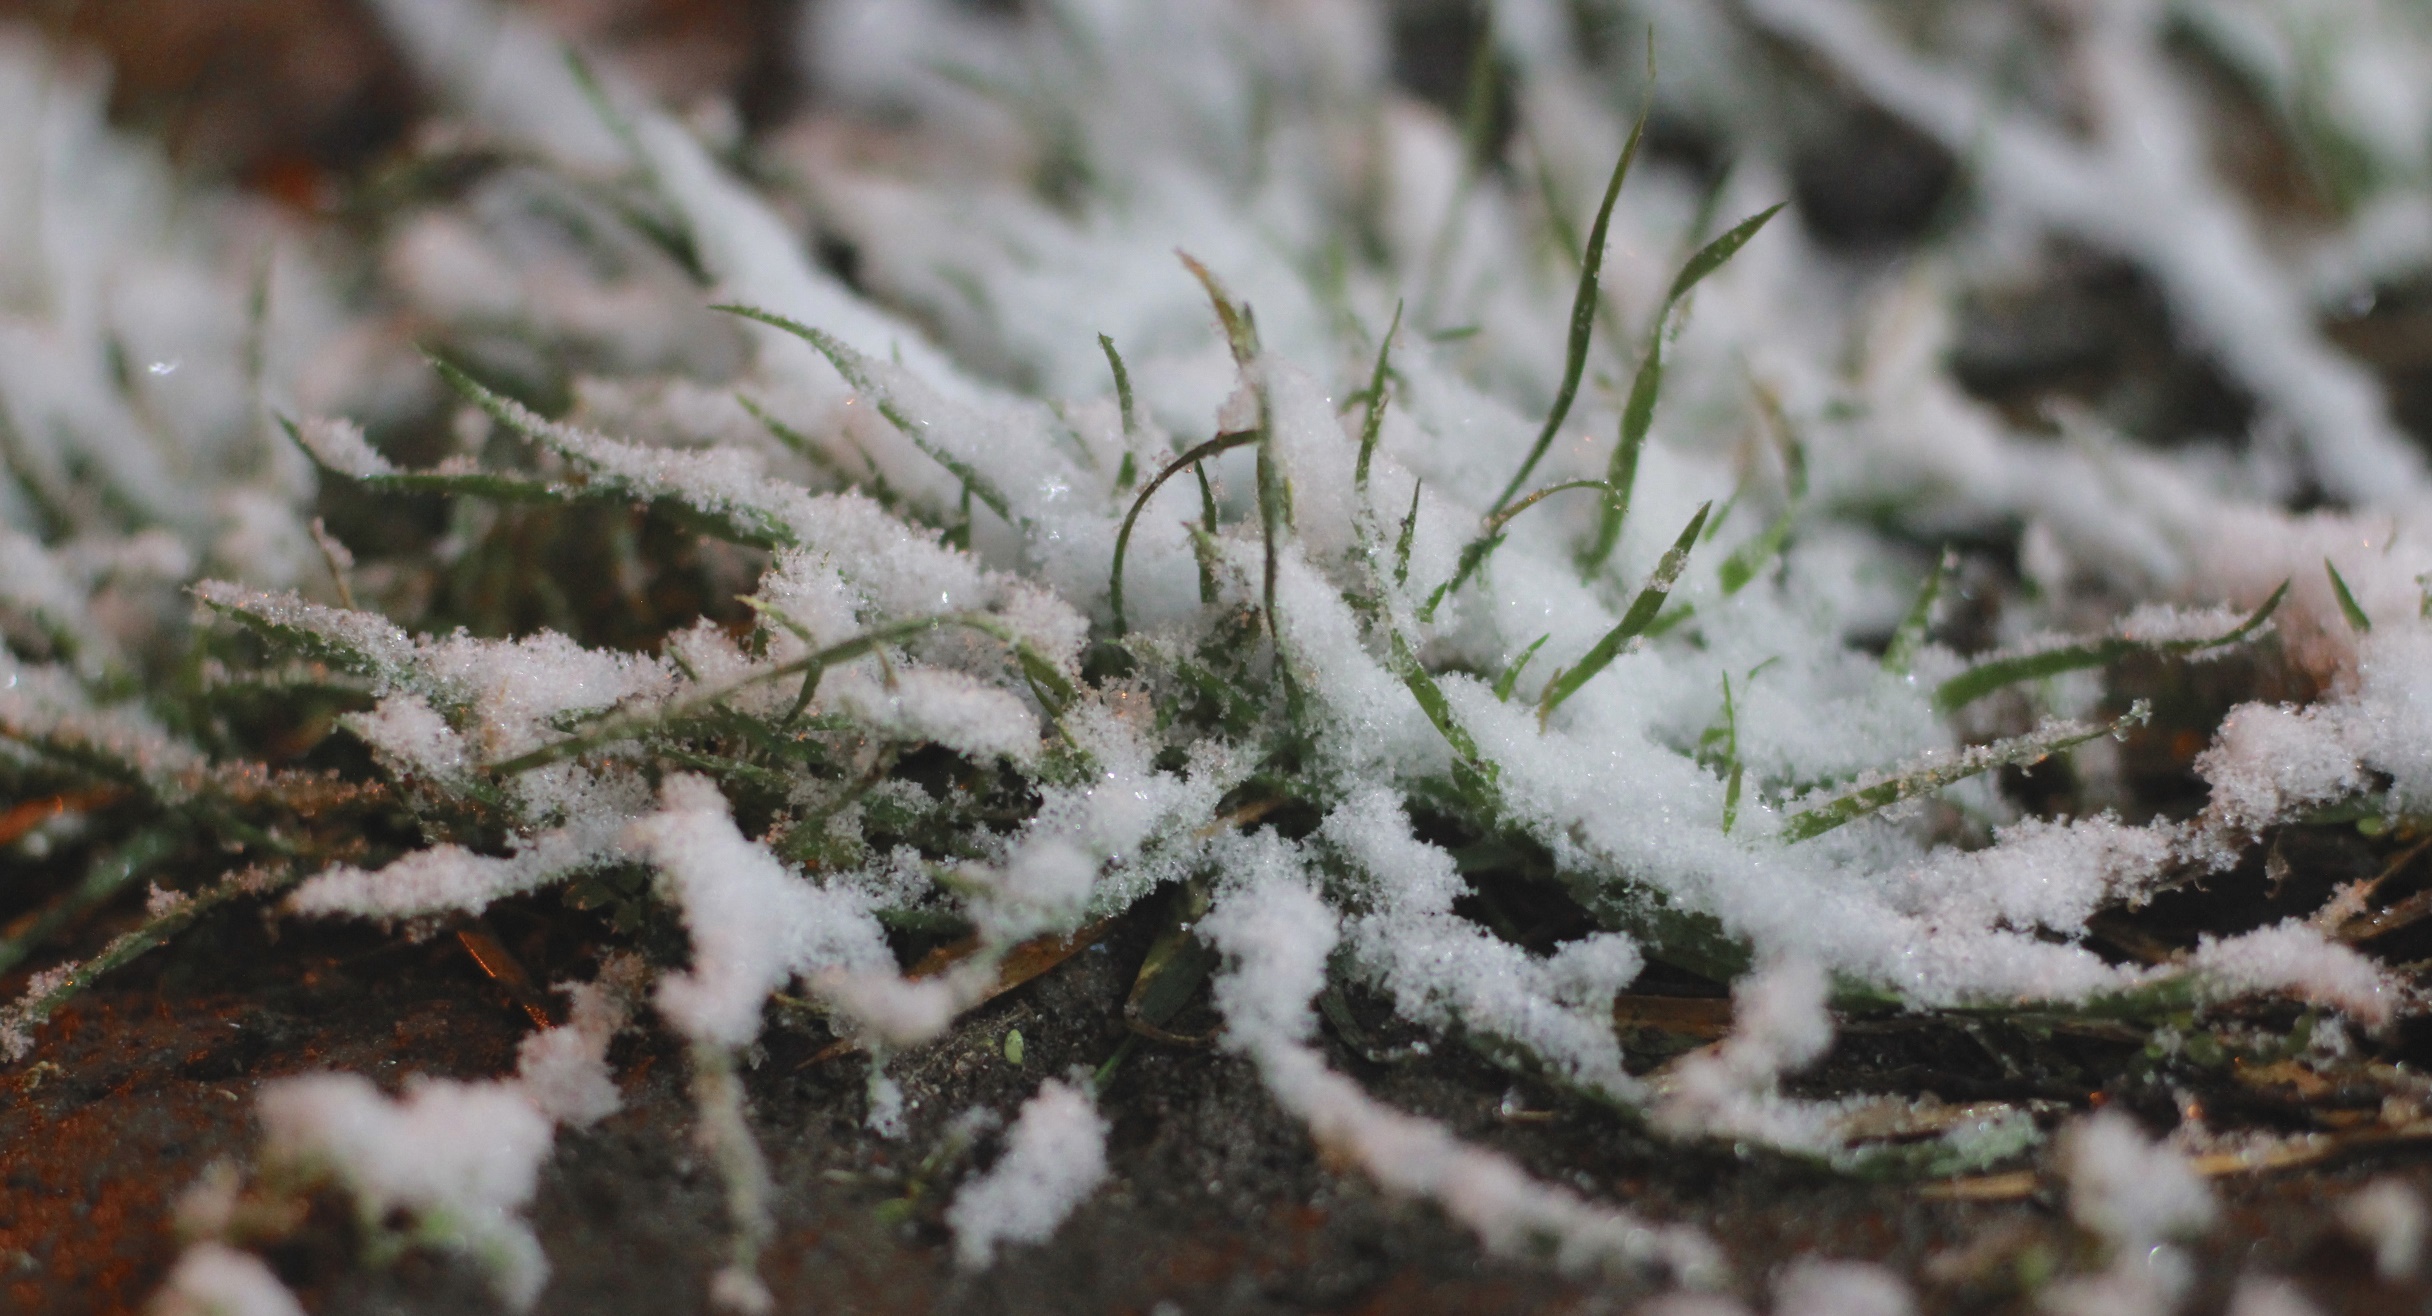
5;0;2432;1310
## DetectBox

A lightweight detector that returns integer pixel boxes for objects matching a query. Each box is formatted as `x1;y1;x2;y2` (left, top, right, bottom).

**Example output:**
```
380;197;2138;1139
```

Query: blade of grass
1099;332;1140;443
429;357;803;548
1493;635;1550;702
1719;674;1742;835
1883;547;1956;676
1388;629;1496;799
1354;302;1403;506
1;863;295;1060
278;414;557;504
1716;512;1791;596
1782;703;2148;843
0;826;180;975
735;394;902;506
1538;501;1711;720
1092;334;1141;493
712;304;1017;526
1193;463;1222;604
1107;431;1259;635
1717;395;1806;595
1488;99;1653;516
1423;479;1615;621
1933;581;2287;713
1582;204;1786;573
1178;252;1260;365
1393;480;1423;590
1177;254;1287;667
2328;559;2372;633
490;612;1070;775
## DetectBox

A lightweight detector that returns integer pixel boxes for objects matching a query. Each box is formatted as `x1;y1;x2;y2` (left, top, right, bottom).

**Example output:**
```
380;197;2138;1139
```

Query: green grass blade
279;413;557;504
1583;204;1785;572
1098;333;1139;443
1933;580;2288;713
735;394;903;506
1256;435;1289;652
196;591;423;694
1420;535;1497;622
1393;480;1422;590
1489;103;1652;516
1354;302;1403;504
488;611;1060;775
711;304;1017;526
1538;501;1711;719
1178;253;1261;364
429;356;801;548
1174;255;1285;657
1882;547;1956;676
2328;559;2372;633
0;861;295;1059
1662;202;1786;308
1422;479;1614;621
1493;635;1550;702
1107;430;1259;635
1584;350;1662;570
1783;704;2146;843
1718;673;1744;834
1717;510;1793;595
0;827;180;976
1387;629;1495;805
1194;463;1221;604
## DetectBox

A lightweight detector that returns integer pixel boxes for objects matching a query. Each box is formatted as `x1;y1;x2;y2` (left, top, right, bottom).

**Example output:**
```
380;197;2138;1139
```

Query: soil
2;885;2428;1316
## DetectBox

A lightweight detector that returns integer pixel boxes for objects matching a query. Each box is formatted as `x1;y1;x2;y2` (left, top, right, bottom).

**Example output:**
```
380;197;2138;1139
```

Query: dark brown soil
3;889;2429;1316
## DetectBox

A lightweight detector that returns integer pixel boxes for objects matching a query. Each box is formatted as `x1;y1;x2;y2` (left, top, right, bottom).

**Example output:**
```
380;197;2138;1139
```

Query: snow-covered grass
3;0;2432;1310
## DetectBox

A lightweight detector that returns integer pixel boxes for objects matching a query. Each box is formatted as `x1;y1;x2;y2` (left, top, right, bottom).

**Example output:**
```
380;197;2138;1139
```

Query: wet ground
5;889;2430;1316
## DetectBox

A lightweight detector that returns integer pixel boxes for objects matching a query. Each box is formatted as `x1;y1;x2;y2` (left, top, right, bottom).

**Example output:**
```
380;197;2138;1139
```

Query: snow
2224;1275;2326;1316
1772;1259;1916;1316
821;666;1039;764
2035;1111;2220;1316
1652;958;1838;1150
149;1243;307;1316
626;775;891;1048
689;1048;776;1313
291;416;395;479
2340;1179;2426;1281
2062;1111;2218;1251
2187;921;2394;1024
515;974;632;1127
2193;704;2364;840
945;1079;1109;1268
1200;844;1720;1282
257;1074;556;1309
288;821;625;920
